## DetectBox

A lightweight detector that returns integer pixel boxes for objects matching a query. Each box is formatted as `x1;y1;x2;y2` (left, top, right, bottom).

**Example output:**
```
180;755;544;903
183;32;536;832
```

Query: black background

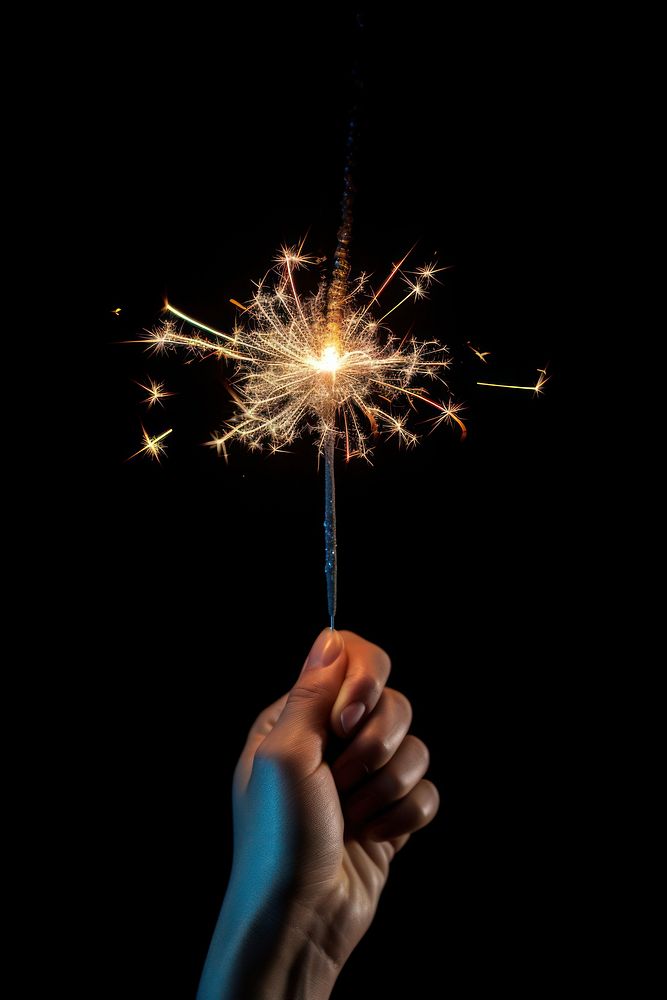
90;8;577;997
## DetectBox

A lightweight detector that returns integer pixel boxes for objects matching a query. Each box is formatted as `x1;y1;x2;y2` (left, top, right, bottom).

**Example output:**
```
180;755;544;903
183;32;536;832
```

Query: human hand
198;630;439;1000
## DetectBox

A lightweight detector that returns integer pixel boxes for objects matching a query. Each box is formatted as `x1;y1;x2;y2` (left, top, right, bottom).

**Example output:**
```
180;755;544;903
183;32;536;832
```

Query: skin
198;630;440;1000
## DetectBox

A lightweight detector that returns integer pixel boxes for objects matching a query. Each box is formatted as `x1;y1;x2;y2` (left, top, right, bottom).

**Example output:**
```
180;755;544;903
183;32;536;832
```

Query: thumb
261;629;347;774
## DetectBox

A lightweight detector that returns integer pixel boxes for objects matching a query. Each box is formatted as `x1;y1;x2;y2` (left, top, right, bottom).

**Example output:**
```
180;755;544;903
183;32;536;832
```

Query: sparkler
130;84;466;628
128;231;548;628
127;140;551;634
122;0;555;636
136;245;461;627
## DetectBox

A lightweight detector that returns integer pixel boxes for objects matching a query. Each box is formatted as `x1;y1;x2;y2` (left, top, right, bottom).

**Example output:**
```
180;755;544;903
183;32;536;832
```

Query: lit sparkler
129;88;471;628
138;245;462;626
126;80;551;632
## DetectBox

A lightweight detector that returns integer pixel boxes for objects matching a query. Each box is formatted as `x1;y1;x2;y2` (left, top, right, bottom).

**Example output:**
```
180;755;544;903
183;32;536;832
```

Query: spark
128;426;173;463
467;341;491;363
111;307;122;316
376;277;427;323
381;412;420;448
205;433;229;461
535;367;550;393
367;245;417;307
477;366;550;397
164;302;237;343
134;378;174;408
275;241;321;271
427;398;468;441
143;318;249;362
415;262;452;286
145;248;458;462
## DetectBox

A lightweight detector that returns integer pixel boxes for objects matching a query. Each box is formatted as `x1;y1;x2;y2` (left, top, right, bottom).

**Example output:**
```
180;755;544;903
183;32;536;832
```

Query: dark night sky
88;8;578;997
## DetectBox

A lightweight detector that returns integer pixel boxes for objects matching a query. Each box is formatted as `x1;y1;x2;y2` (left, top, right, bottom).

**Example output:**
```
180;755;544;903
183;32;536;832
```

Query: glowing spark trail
477;367;550;396
164;303;235;343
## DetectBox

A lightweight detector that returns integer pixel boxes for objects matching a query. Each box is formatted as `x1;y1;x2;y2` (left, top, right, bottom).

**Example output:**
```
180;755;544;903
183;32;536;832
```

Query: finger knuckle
419;780;440;819
346;632;391;677
375;647;392;677
356;675;383;706
405;735;430;771
368;735;394;770
251;706;274;734
389;689;413;725
388;768;411;797
418;798;431;821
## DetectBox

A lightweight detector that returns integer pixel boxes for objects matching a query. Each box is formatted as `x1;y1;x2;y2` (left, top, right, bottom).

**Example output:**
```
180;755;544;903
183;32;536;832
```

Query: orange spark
467;341;491;363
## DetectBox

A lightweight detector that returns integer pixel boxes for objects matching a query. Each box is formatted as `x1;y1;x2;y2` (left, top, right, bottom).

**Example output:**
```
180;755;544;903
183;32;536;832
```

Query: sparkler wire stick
323;95;356;630
324;432;337;630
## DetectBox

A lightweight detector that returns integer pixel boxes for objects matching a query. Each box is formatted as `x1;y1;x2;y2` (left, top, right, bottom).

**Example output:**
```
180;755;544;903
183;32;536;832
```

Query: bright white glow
312;345;341;373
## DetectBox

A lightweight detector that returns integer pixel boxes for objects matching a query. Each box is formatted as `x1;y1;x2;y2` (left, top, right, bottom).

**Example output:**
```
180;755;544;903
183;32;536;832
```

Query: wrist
250;919;339;1000
198;890;340;1000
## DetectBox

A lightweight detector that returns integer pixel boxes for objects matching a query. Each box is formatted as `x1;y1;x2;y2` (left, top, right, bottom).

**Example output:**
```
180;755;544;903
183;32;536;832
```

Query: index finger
330;631;391;739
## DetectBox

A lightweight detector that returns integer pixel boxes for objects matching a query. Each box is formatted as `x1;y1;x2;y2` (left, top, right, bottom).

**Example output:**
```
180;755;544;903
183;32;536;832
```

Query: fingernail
304;629;343;670
340;701;365;734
